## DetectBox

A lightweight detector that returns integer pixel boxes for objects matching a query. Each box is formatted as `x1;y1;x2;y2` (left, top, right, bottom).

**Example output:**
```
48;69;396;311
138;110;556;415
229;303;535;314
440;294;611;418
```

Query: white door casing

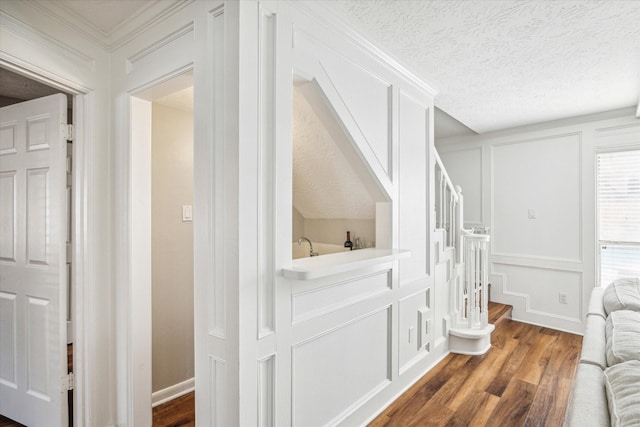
0;94;69;426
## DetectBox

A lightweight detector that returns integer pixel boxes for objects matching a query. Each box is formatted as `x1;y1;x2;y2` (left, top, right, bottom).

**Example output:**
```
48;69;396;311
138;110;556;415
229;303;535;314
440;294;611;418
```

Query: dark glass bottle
344;231;353;251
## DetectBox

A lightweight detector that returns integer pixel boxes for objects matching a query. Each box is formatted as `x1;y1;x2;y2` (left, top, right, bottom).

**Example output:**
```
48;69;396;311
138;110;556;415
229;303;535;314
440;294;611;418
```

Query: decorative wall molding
291;270;391;323
258;354;275;427
491;265;583;324
126;22;195;73
257;5;277;339
208;356;226;426
490;132;583;263
207;6;225;339
291;305;392;426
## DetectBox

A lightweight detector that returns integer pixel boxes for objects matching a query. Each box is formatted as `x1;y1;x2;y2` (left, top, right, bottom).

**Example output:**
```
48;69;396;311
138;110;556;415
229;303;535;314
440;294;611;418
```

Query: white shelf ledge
282;248;411;280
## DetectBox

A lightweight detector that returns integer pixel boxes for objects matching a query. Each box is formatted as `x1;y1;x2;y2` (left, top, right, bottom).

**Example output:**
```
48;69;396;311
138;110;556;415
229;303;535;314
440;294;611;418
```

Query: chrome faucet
298;237;319;257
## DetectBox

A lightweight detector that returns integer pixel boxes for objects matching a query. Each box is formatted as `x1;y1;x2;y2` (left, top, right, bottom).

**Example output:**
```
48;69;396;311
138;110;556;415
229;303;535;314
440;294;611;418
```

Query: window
596;149;640;286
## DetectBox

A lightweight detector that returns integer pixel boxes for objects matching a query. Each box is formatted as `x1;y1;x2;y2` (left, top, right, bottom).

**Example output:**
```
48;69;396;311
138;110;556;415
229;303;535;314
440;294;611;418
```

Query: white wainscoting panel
398;289;431;373
492;263;582;322
257;6;276;338
291;306;391;426
492;133;581;262
208;6;226;338
292;270;390;323
208;356;226;426
398;92;428;285
258;354;275;427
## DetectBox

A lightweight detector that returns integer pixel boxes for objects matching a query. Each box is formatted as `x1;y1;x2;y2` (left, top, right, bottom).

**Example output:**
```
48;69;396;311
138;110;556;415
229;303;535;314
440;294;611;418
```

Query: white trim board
152;378;195;408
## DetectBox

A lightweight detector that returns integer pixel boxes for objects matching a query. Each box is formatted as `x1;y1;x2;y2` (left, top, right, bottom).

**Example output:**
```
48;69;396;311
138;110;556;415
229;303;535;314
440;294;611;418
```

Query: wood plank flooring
153;392;195;427
370;303;582;427
1;303;582;427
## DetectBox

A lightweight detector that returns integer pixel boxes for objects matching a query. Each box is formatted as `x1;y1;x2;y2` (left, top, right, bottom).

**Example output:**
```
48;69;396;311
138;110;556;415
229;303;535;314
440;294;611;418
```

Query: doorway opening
130;71;195;426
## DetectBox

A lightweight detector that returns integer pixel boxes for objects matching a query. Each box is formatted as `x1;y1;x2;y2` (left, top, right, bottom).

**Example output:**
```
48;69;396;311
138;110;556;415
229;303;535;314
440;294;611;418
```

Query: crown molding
107;0;193;51
21;0;193;52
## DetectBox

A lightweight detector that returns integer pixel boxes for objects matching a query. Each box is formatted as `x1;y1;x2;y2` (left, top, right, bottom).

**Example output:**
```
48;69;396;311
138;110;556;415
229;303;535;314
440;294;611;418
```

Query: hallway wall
151;103;194;394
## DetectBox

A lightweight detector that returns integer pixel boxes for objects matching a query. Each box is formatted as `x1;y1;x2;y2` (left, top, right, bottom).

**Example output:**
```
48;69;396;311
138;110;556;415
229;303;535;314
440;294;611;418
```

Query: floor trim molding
151;377;195;408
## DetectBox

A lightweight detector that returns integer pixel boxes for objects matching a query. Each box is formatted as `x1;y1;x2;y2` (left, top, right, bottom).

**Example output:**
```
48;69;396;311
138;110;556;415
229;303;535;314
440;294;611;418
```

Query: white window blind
597;149;640;286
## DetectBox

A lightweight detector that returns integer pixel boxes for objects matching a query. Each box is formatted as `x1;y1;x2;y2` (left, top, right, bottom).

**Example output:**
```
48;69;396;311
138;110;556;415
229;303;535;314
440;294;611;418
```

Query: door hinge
64;124;74;141
63;372;74;391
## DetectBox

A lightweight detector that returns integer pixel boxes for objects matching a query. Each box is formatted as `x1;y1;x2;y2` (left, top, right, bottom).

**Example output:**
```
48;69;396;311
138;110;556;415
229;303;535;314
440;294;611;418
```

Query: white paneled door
0;94;69;426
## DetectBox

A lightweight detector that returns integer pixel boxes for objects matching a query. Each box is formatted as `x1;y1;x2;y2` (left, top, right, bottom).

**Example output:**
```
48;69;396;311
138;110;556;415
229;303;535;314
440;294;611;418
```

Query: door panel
0;94;68;426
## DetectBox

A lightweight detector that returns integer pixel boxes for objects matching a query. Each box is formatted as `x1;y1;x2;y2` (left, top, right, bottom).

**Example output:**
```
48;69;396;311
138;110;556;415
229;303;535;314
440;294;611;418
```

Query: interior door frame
0;59;91;427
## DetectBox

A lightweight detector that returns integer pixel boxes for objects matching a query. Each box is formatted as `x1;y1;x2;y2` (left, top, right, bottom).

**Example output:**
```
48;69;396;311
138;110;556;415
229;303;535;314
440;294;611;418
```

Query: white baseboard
152;377;195;408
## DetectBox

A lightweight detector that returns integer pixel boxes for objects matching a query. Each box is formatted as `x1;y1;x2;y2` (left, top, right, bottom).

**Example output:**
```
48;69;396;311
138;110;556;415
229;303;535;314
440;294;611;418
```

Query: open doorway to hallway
129;71;195;426
150;86;195;420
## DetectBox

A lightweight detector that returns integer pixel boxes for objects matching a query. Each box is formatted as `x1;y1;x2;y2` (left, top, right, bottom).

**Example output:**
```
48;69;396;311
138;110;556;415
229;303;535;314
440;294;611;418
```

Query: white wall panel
125;22;195;93
493;264;582;322
398;93;428;284
320;56;392;176
291;307;391;426
440;148;482;225
0;292;17;387
492;134;581;261
398;289;431;373
258;354;275;427
208;6;226;339
208;356;226;426
292;270;390;323
257;7;276;338
26;168;48;266
0;172;16;261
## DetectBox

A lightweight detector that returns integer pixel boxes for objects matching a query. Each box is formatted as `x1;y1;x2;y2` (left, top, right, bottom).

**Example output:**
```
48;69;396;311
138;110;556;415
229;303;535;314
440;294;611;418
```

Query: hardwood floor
369;303;582;427
1;303;581;427
153;392;195;427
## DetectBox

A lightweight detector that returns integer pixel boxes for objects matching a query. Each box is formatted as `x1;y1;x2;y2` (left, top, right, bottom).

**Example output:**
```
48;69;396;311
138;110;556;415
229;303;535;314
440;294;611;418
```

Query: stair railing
434;150;460;252
434;148;490;331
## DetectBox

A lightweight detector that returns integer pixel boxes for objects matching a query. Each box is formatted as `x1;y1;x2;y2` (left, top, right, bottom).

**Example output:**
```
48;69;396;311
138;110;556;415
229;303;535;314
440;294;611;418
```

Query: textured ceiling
293;85;377;220
324;0;640;134
32;0;640;135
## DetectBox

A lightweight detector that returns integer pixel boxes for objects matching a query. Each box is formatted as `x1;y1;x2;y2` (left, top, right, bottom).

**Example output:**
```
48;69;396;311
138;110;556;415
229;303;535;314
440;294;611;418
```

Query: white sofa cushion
605;310;640;366
604;360;640;427
564;363;610;427
603;278;640;315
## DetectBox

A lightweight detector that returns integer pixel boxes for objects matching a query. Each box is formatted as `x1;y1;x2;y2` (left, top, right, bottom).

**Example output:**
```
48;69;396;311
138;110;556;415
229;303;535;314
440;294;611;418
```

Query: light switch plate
182;205;193;222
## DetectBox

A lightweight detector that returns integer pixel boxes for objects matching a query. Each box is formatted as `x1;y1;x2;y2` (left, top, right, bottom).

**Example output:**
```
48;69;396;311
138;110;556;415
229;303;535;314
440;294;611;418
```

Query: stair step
488;302;512;325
